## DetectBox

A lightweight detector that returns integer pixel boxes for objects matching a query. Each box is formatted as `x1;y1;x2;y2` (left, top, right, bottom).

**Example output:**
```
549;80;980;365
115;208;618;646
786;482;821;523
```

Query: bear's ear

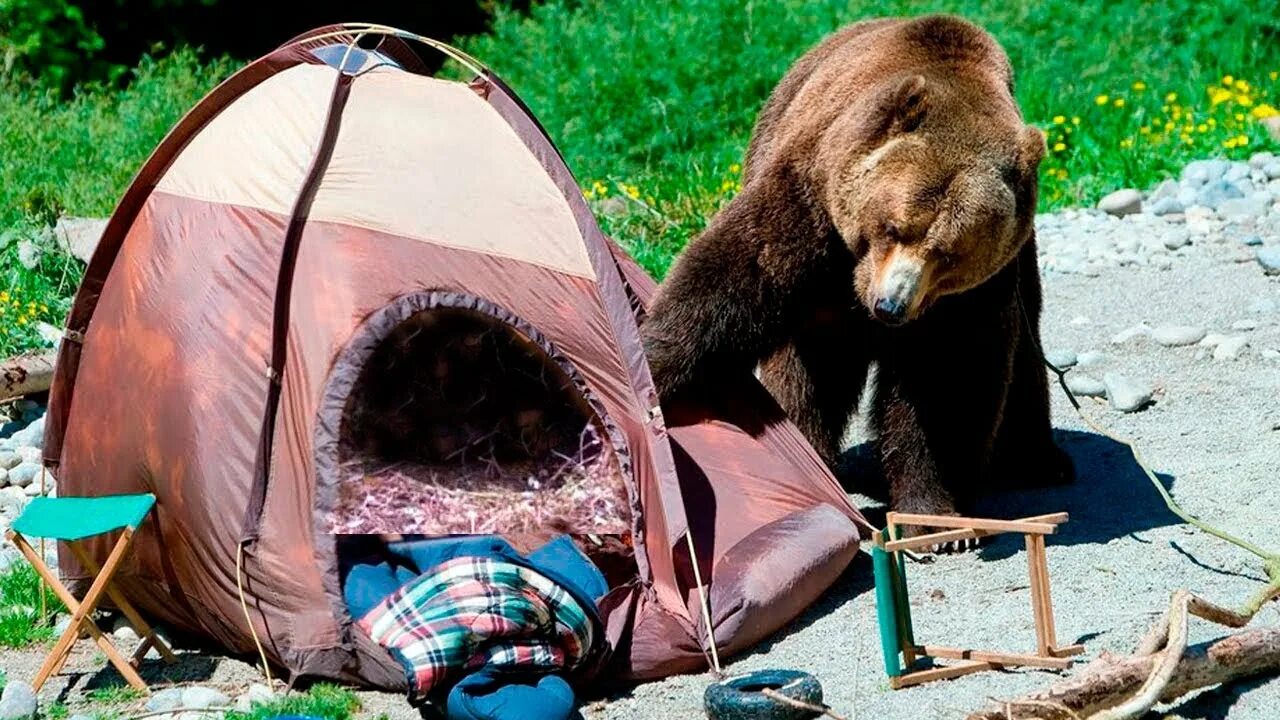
872;75;928;136
1016;125;1046;172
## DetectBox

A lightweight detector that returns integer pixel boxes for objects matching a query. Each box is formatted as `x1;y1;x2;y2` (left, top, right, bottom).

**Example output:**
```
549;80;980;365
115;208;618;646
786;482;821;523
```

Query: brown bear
642;15;1074;541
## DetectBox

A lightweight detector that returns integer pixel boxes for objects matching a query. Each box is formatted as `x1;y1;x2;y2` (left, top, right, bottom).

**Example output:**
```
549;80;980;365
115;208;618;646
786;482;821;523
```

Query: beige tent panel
157;64;594;279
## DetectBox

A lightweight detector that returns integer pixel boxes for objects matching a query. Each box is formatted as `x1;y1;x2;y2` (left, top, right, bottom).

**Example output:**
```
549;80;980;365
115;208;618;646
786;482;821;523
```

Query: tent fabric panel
45;43;321;469
480;76;691;619
55;194;334;658
270;220;664;614
154;66;595;280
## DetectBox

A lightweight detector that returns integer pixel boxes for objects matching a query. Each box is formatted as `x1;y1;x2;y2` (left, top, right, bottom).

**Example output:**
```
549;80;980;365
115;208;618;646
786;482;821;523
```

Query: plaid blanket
358;556;596;699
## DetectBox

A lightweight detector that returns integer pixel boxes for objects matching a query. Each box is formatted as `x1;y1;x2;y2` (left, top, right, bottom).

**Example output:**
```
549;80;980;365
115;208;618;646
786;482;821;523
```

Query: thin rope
283;24;488;77
236;543;275;687
684;531;722;675
39;464;47;622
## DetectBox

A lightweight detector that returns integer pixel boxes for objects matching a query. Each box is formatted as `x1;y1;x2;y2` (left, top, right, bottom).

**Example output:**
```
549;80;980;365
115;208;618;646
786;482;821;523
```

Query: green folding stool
6;493;176;691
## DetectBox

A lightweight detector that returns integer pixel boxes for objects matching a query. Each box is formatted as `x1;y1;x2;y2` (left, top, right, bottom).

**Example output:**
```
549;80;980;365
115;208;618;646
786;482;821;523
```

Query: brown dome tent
42;24;871;686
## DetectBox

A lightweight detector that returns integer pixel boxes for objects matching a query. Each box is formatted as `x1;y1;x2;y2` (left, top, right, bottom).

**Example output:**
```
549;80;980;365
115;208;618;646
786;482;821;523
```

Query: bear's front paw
892;501;983;554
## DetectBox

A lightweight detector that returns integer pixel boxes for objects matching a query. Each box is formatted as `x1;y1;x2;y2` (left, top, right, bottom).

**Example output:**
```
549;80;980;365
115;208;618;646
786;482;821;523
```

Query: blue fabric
387;536;523;575
526;535;608;605
446;669;575;720
344;562;417;619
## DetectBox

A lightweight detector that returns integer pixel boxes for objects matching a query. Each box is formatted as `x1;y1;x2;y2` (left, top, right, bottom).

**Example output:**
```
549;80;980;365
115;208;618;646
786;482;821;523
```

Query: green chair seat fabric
12;494;156;541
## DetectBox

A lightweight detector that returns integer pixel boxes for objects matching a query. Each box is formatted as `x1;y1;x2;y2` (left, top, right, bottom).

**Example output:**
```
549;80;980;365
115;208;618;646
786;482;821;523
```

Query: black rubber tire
703;669;824;720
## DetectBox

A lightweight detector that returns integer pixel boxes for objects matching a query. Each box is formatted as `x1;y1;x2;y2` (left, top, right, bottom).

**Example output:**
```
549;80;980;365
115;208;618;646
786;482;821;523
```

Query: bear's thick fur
642;15;1074;537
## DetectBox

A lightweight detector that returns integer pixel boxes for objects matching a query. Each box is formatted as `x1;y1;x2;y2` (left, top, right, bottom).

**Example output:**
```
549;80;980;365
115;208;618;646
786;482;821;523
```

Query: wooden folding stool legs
5;528;176;692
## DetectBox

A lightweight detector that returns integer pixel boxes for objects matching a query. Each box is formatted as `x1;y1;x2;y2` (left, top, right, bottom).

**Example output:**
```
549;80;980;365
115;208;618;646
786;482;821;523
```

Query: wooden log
966;628;1280;719
0;351;57;401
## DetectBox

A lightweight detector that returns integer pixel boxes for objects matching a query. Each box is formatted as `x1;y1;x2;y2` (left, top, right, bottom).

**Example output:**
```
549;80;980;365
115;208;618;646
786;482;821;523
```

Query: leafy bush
0;0;107;88
461;0;1280;276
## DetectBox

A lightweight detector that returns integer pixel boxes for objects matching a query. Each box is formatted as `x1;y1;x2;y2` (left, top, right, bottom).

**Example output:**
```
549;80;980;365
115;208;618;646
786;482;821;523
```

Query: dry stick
968;626;1280;720
759;688;849;720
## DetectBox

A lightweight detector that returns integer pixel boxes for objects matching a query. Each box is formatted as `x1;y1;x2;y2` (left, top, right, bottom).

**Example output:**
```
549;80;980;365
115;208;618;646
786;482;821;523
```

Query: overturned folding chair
5;493;176;691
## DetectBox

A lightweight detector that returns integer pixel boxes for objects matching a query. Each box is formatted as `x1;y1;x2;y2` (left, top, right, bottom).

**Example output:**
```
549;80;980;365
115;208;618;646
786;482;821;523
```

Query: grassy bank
0;0;1278;352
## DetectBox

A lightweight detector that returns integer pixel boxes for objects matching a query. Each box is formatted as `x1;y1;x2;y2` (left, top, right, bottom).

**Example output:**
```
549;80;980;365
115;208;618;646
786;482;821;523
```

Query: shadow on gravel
59;653;218;700
837;428;1181;561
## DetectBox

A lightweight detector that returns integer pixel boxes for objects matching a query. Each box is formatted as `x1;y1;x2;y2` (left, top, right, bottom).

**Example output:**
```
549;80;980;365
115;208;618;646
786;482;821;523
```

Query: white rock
1152;325;1207;347
180;686;230;710
1199;332;1228;348
5;463;40;488
145;688;185;714
1162;228;1192;250
1110;324;1152;345
1103;373;1154;413
52;217;108;265
1258;247;1280;276
1098;188;1143;216
1218;196;1270;220
1231;319;1259;331
1076;350;1108;367
1250;152;1276;169
0;452;19;471
0;681;37;720
0;486;28;517
15;447;40;464
1045;350;1077;369
112;616;140;643
1065;373;1107;398
1214;336;1250;361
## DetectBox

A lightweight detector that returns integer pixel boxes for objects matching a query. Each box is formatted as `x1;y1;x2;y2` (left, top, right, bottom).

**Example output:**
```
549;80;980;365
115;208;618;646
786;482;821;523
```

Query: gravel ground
4;157;1280;719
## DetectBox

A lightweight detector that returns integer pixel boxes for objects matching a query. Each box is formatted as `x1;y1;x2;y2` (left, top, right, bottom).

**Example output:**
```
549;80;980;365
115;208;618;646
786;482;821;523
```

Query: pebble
1045;350;1077;369
1257;247;1280;275
146;688;185;714
1110;324;1151;345
1181;159;1231;186
5;463;39;488
1162;228;1192;250
1076;350;1108;367
1151;325;1207;347
1098;188;1143;216
112;615;140;643
1146;196;1184;216
233;684;274;713
1250;152;1276;170
1265;162;1280;180
0;452;18;471
1103;373;1154;413
15;447;40;464
1065;373;1107;398
1196;179;1245;209
180;687;230;710
1218;196;1270;220
1199;332;1228;348
1213;336;1250;361
0;681;37;720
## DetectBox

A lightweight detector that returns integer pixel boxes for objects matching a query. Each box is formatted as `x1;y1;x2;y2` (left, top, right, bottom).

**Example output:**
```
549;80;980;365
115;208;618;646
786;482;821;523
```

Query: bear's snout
872;247;925;325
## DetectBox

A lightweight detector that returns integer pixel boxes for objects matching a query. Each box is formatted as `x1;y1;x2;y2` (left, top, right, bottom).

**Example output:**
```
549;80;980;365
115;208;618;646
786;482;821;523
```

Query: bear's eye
882;221;902;241
934;251;956;268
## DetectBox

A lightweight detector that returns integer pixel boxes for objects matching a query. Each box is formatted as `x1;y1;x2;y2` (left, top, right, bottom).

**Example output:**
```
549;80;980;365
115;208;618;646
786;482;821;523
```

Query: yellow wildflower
1132;81;1147;91
623;184;640;200
1053;142;1066;152
1222;75;1234;86
1113;97;1125;108
1095;94;1109;106
1238;95;1253;107
1235;79;1249;92
1197;123;1208;133
1056;168;1069;180
1120;138;1134;148
1140;125;1151;134
1235;113;1245;122
1208;117;1217;127
39;304;48;313
1071;116;1081;125
1224;137;1238;148
1209;87;1232;105
1272;71;1279;81
0;291;8;303
729;163;741;174
1237;134;1249;146
721;180;735;192
1052;115;1065;124
1165;92;1178;103
1251;104;1279;119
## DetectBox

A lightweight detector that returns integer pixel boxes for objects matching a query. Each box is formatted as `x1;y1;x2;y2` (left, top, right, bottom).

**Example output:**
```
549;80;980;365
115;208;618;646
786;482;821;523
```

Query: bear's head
821;74;1045;325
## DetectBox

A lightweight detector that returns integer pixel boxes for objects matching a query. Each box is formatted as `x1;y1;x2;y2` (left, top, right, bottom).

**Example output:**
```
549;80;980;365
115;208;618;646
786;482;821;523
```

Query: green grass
0;561;65;648
83;686;146;705
0;1;1278;353
461;0;1280;276
227;683;360;720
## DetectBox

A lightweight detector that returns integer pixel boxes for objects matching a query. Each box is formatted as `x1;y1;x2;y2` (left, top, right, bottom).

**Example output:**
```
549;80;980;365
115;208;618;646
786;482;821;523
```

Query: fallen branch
969;593;1280;720
0;351;57;401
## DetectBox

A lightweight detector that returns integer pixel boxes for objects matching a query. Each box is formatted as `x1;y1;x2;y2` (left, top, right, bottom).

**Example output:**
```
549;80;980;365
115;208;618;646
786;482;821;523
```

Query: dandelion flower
1222;75;1234;86
1071;116;1081;125
1113;98;1125;108
1251;104;1279;119
1165;92;1178;103
1120;138;1134;148
1095;94;1109;106
1237;134;1249;146
729;163;741;174
1052;115;1065;124
1235;79;1249;92
1197;123;1208;133
1132;81;1147;91
1053;142;1066;152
